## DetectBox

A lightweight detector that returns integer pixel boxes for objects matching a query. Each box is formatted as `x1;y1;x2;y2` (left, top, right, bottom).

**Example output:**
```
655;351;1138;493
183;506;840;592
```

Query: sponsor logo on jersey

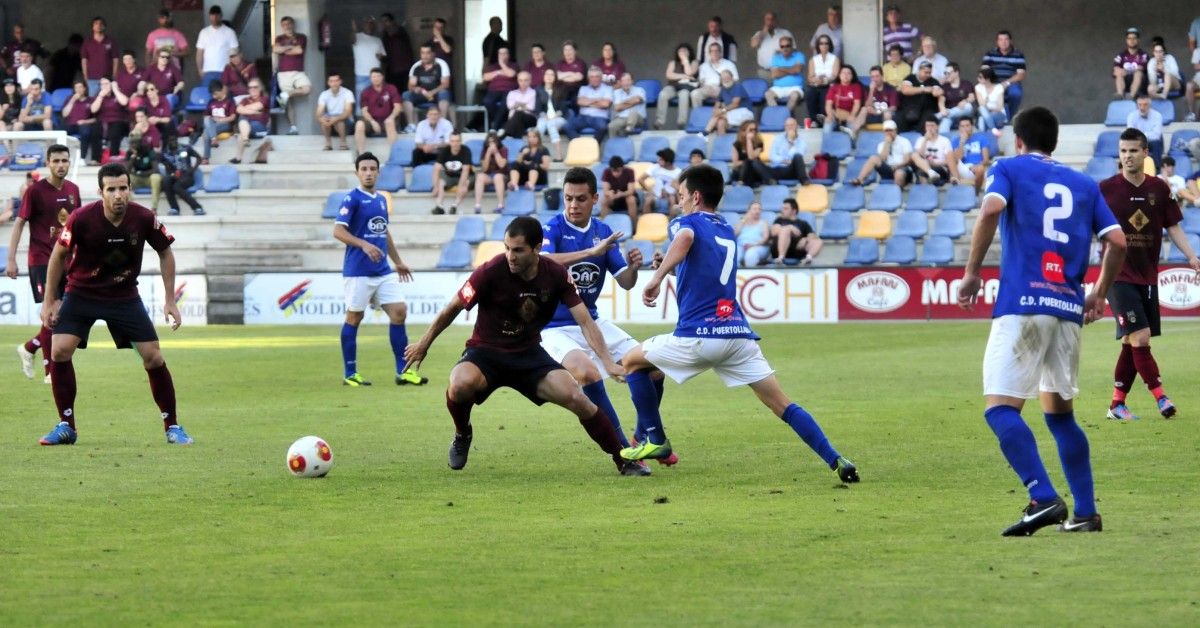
569;262;602;290
459;280;476;304
1128;209;1150;231
367;216;388;234
1041;251;1066;283
846;271;910;313
715;298;735;318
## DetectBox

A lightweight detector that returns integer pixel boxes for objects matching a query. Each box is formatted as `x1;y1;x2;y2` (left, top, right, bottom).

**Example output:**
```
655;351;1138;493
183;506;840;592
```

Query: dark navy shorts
53;294;158;349
1108;281;1160;339
458;345;565;406
28;265;65;304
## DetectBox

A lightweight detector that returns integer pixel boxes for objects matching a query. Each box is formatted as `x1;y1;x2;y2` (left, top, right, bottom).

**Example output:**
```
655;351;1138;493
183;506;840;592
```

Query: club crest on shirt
519;296;538;322
1128;209;1150;232
1147;193;1156;207
57;207;70;225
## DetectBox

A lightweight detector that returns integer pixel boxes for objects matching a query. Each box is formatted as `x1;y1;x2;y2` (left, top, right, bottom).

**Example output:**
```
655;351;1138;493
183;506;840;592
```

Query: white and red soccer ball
287;436;334;478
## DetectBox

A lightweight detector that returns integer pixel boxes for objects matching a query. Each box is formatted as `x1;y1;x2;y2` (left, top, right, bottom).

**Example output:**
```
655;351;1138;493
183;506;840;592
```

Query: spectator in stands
950;117;991;193
201;81;236;163
525;43;551;86
639;147;682;216
412;106;453;166
146;48;184;99
595;43;625;87
704;70;753;136
196;6;238;89
911;36;948;82
1146;40;1181;100
159;134;204;216
275;17;313;136
556;41;587;104
431;131;472;215
1127;94;1164;165
911;117;953;183
115;50;146;104
481;16;507;66
90;77;129;159
751;11;794;80
770;198;821;265
81;16;117;95
655;43;699;130
46;33;83;92
2;23;46;79
504;70;538;138
63;80;99;164
936;62;974;134
848;119;914;187
763;36;805;115
0;79;19;135
824;65;862;135
1187;44;1200;121
16;78;52;131
566;66;613;142
426;17;453;66
729;121;772;187
897;61;941;132
735;201;771;266
608;72;645;137
14;50;43;95
804;35;840;126
535;68;568;160
510;127;551;190
125;134;162;211
129;108;161;150
231;79;271;164
351;17;385;98
473;132;508;213
766;116;810;184
852;65;897;137
980;29;1026;115
1113;27;1148;99
601;155;637;221
379;13;415;89
142;83;175;141
689;149;706;167
356;68;401;155
482;46;518;132
698;16;737;62
694;42;738;110
316;74;354;151
1190;13;1200;51
1160;156;1198;205
221;48;257;101
974;67;1007;136
811;6;843;59
145;9;188;69
403;43;451;130
882;44;910;89
882;5;920;60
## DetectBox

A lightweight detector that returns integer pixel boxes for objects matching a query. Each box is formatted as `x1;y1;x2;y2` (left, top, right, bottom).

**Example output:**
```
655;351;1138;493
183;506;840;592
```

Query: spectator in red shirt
524;43;551;86
114;50;146;105
80;16;117;96
2;23;47;79
378;13;415;89
145;49;184;99
594;42;625;86
232;79;271;164
88;77;130;160
221;48;258;101
601;155;638;222
823;65;863;135
851;65;898;137
354;68;401;155
556;41;587;106
274;16;312;135
482;46;519;132
63;80;100;163
1114;27;1149;99
201;81;236;162
142;83;175;142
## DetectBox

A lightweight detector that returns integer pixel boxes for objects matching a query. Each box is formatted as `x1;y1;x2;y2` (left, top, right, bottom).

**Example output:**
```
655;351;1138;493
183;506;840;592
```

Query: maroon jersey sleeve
458;264;491;310
57;208;80;250
146;214;175;251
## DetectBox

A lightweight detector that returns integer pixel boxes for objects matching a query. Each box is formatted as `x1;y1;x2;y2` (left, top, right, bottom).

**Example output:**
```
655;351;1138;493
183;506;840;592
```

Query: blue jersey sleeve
541;219;561;254
983;159;1012;207
334;193;356;227
605;238;627;275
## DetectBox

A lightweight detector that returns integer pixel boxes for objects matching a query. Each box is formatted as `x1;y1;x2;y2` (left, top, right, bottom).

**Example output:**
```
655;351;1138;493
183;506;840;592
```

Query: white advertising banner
0;274;207;326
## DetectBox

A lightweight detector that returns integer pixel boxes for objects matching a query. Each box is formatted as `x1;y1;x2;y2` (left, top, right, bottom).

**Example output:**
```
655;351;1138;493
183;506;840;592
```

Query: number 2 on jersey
1042;183;1072;244
714;236;735;284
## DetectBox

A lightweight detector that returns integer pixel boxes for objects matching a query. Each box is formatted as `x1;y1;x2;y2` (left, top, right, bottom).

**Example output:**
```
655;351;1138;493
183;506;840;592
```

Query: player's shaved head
1012;106;1058;154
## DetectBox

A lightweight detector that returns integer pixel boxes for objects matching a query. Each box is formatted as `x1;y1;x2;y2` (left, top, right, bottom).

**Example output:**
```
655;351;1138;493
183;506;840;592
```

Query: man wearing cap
145;10;189;69
1114;28;1148;99
847;119;915;187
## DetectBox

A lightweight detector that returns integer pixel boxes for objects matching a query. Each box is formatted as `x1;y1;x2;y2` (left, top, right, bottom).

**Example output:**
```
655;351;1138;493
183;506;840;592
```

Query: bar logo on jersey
1128;209;1149;232
367;216;387;234
569;262;602;290
715;298;734;318
1041;251;1066;283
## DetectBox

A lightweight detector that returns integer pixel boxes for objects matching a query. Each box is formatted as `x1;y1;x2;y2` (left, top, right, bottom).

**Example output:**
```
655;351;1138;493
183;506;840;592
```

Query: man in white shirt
196;6;239;87
810;5;843;58
1126;94;1164;165
848;119;915;187
411;106;454;166
911;36;949;82
692;42;738;109
911;117;954;182
15;51;43;94
351;17;385;98
750;12;793;80
607;73;646;137
316;74;355;151
566;67;614;142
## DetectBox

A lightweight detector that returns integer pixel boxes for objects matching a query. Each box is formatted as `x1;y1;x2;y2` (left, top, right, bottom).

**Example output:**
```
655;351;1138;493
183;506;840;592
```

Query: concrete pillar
843;0;880;77
273;0;326;134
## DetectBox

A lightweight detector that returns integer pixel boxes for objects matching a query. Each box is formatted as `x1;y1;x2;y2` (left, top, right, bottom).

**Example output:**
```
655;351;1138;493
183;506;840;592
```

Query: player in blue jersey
617;164;859;483
333;152;428;387
957;107;1127;536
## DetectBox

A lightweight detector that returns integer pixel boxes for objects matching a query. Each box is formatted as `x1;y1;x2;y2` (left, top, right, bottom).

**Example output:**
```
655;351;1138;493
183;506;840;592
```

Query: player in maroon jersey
36;162;193;446
405;216;647;475
5;144;80;383
1099;128;1200;421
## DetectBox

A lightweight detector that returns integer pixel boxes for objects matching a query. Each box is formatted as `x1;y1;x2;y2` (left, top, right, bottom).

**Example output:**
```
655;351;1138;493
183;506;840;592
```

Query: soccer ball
287;436;334;478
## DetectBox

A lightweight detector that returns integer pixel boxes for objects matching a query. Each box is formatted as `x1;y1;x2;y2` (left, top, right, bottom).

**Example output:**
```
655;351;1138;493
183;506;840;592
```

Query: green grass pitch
1;321;1197;625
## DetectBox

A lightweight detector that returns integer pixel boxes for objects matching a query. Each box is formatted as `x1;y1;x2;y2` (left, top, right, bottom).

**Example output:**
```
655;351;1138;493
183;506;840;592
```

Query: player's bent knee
344;310;365;326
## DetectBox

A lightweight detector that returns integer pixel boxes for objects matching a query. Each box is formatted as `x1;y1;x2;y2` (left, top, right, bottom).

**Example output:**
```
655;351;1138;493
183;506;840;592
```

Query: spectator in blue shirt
703;70;753;135
764;36;805;114
765;116;810;184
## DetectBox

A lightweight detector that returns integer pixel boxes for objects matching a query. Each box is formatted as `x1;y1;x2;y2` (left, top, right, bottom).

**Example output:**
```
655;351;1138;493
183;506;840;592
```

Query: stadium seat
635;213;669;243
675;134;708;161
473;240;506;268
819;210;854;239
831;185;865;212
501;137;525;158
540;189;563;213
376;164;405;192
921;235;955;265
386;138;415;166
719;210;741;225
842;158;876;185
761;210;777;225
489;215;515;240
795;184;829;214
905;183;939;212
844;238;880;264
8;142;43;171
931;210;966;239
1104;100;1136;126
882;236;917;264
408;164;435;193
451;216;486;244
758;133;775;162
565;137;600;166
637;136;670;162
1167;233;1200;262
627;160;654;182
165;93;179;111
503;189;536;215
466;138;484;166
1085;157;1118;182
185;169;204;194
1094;130;1121;158
1151;99;1174;125
1171;129;1200;148
867;184;902;212
1170;152;1194;179
1179;208;1200;235
941;185;977;212
49;88;72;112
685;106;714;133
759;106;789;132
636;79;662;107
855;131;884;158
321;190;349;219
712;161;731;183
185;86;211;114
741;78;769;105
537;209;558;224
626;239;655;266
820;131;853;159
759;185;790;212
718;185;755;213
710;134;737;162
603;213;633;241
601;137;635;164
893;210;929;238
900;131;922;148
795;211;817;230
436;240;473;269
204;165;240;192
855;210;893;239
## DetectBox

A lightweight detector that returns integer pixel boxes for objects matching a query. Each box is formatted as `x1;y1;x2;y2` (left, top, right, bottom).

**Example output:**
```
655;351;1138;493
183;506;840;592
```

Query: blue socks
340;323;358;378
627;370;666;445
583;381;629;447
1044;412;1096;517
390;324;408;374
984;406;1058;503
781;404;839;467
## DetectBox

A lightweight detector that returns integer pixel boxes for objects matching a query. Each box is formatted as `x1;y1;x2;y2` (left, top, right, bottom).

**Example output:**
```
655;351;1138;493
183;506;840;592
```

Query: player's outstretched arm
1165;224;1200;273
404;294;464;371
158;247;182;330
570;302;625;381
1086;229;1127;323
958;195;1003;309
40;242;69;328
615;246;642;290
644;227;693;306
384;230;413;281
4;216;25;278
333;223;383;263
541;231;623;266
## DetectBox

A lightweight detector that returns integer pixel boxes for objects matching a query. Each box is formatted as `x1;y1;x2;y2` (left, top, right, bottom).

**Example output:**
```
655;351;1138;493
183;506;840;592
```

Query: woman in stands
535;68;569;161
594;42;625;87
1145;40;1181;101
804;35;840;128
823;65;862;136
474;132;508;214
510;127;552;192
655;43;699;130
63;80;101;165
974;67;1007;136
90;77;131;161
730;120;773;188
735;201;771;267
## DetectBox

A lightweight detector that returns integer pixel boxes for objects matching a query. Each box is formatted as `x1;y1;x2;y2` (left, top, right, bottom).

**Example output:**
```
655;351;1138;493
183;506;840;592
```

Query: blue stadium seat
1170;152;1194;179
760;211;777;225
1151;99;1174;125
502;137;526;158
536;209;558;225
941;185;977;212
819;210;854;239
1167;233;1200;262
452;216;486;244
710;134;737;162
893;210;929;238
1094;130;1121;158
376;164;405;192
186;169;204;194
1170;129;1200;151
931;210;966;239
921;235;955;265
882;236;917;264
741;78;769;105
637;136;670;163
489;215;515;240
844;238;880;264
626;239;655;266
1085;157;1118;182
842;158;876;185
900;131;922;148
796;211;818;230
503;189;536;215
435;240;473;269
905;183;938;212
636;79;662;107
321;190;349;219
831;185;865;212
820;131;853;159
408;164;435;193
466;139;484;166
1104;100;1136;126
601;137;634;163
685;107;713;133
204;165;240;192
759;106;789;132
49;88;72;112
719;185;755;213
855;131;884;158
759;185;790;212
867;183;902;212
165;93;179;111
185;86;211;114
719;210;741;225
675;134;708;160
387;138;415;166
8;142;43;171
603;213;633;241
1179;208;1200;235
712;161;731;183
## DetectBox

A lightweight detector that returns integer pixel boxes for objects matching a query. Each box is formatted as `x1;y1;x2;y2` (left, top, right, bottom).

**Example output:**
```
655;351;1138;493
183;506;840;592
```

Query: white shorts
643;334;774;387
982;314;1081;400
541;319;638;375
278;71;312;92
767;85;804;99
725;107;755;127
955;161;978;180
344;274;405;312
